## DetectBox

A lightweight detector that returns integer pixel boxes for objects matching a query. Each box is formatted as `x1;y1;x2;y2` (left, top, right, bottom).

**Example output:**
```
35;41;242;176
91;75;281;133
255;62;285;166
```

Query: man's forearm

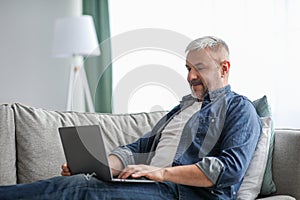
163;164;214;187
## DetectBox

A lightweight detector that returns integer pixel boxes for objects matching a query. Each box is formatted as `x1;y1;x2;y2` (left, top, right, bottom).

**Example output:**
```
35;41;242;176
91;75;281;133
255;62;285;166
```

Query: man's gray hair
185;36;229;55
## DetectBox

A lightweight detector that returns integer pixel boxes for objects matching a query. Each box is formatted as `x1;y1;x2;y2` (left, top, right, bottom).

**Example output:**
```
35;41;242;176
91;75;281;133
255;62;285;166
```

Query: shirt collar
180;85;231;107
180;94;198;109
205;85;231;102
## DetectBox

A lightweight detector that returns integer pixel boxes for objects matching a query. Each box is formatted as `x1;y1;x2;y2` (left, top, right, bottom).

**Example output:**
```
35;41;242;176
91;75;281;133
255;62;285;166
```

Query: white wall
0;1;299;128
109;0;300;128
0;0;82;111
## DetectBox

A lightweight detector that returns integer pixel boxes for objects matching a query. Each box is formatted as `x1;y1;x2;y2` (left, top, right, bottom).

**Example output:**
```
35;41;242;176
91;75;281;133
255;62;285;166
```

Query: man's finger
118;165;139;179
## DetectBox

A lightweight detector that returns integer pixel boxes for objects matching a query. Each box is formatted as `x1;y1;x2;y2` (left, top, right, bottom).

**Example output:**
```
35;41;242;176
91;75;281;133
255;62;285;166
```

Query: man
0;36;261;199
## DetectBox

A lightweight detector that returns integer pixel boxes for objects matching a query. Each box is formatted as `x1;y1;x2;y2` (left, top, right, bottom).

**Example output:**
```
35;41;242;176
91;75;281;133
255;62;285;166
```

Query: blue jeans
0;174;178;200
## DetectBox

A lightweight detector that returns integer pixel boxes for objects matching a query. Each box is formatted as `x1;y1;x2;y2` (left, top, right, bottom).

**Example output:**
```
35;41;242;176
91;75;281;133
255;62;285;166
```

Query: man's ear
221;60;230;76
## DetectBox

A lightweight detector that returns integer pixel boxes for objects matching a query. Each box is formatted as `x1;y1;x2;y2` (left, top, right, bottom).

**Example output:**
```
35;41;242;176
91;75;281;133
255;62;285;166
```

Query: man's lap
0;174;178;200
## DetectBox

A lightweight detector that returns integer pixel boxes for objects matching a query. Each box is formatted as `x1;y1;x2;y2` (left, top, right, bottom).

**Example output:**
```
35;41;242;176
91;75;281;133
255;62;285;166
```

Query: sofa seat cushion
12;103;166;184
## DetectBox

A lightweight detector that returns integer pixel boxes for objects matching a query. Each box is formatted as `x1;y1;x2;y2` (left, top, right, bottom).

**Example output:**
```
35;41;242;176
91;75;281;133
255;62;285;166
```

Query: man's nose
188;70;198;81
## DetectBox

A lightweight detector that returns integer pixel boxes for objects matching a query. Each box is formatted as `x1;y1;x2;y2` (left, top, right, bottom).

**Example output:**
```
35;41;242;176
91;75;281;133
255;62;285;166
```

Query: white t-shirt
150;101;202;167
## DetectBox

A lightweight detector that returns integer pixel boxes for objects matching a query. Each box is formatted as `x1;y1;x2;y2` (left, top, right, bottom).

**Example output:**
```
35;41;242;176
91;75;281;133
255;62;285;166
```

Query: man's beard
190;86;207;100
190;79;207;100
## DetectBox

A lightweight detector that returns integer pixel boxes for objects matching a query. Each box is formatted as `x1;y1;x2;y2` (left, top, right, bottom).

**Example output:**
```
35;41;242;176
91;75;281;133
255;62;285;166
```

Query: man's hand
60;155;123;177
119;164;214;187
118;164;165;182
61;163;71;176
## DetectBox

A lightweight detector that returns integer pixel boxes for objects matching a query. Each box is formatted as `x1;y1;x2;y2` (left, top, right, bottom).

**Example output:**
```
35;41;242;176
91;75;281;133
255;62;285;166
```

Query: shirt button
211;118;215;123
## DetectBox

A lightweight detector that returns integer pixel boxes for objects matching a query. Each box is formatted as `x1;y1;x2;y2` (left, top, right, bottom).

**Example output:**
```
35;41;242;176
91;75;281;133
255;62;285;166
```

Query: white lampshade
52;15;100;57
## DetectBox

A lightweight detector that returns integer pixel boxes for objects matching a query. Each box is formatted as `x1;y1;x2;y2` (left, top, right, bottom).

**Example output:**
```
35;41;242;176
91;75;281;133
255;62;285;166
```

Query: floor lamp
52;15;100;112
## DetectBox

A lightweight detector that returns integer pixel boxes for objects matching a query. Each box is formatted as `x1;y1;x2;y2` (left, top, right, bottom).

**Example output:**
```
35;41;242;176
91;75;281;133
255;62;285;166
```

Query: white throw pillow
237;117;272;200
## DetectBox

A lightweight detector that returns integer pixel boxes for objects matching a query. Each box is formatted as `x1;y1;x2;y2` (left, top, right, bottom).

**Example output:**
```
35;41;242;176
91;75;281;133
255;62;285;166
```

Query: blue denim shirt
111;85;262;200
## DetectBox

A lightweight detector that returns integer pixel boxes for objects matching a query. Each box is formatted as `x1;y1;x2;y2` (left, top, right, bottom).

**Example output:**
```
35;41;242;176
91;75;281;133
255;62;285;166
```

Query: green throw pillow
252;95;276;195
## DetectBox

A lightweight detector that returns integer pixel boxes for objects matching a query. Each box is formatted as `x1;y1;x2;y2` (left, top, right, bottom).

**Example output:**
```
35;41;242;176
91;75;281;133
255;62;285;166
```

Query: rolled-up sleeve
110;146;135;167
196;157;224;184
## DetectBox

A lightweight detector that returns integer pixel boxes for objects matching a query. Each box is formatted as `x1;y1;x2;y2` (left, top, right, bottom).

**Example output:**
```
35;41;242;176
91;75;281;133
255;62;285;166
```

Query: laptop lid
59;125;113;181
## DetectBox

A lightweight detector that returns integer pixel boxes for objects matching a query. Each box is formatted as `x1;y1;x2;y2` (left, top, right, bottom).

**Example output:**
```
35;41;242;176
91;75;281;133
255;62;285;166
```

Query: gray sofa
0;103;299;199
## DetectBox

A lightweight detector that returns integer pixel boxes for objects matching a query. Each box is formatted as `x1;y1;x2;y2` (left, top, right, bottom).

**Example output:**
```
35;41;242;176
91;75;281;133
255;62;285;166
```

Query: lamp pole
66;56;95;112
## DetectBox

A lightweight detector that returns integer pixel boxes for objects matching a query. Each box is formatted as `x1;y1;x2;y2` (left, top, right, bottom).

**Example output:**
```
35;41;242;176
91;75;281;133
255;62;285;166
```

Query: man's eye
196;66;204;71
186;67;191;71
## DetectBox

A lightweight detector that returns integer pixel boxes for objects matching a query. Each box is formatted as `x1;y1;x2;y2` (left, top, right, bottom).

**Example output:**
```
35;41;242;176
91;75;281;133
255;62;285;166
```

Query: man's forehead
186;47;227;64
186;49;210;63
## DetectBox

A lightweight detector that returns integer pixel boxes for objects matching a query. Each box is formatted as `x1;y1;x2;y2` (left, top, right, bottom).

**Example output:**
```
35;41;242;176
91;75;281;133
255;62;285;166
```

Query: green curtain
82;0;112;113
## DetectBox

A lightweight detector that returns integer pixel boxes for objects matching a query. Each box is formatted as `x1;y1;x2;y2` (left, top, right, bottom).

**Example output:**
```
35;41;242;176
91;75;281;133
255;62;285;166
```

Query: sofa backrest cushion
0;104;17;185
273;129;300;200
12;103;166;183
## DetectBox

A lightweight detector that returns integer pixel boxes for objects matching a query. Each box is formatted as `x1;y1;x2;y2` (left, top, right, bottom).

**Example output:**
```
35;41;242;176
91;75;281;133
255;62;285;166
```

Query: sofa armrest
272;129;300;199
0;104;17;185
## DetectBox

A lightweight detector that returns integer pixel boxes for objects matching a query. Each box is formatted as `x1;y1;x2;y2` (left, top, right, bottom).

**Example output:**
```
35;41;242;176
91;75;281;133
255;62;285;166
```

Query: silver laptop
58;125;154;183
